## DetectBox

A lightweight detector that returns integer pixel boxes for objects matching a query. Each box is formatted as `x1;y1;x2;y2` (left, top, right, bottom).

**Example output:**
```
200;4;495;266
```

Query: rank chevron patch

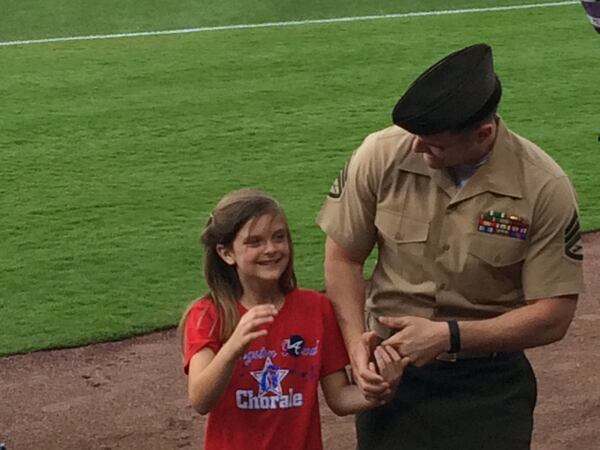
328;159;349;199
565;211;583;261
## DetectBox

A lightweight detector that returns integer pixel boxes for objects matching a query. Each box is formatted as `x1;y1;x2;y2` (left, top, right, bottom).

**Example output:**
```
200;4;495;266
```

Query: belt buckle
436;352;458;362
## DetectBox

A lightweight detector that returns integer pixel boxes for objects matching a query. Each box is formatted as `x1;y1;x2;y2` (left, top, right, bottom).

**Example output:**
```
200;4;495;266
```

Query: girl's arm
320;345;404;416
187;304;278;415
320;370;380;416
188;346;238;415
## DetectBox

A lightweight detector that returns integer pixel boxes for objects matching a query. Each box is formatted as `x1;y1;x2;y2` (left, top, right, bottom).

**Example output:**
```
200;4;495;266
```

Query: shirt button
439;283;447;290
442;244;450;252
395;232;402;240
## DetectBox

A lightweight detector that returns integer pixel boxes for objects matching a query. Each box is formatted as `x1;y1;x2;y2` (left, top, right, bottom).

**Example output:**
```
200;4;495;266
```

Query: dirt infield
1;233;599;450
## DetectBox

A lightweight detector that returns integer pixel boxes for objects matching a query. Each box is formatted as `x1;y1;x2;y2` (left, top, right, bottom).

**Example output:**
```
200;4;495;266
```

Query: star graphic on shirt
250;357;289;396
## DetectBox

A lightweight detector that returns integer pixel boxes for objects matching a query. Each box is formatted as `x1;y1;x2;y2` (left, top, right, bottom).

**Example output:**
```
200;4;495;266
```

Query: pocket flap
375;208;429;243
468;233;526;267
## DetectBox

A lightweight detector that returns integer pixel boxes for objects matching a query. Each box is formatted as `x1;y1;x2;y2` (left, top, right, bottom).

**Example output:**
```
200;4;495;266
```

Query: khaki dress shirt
317;120;585;338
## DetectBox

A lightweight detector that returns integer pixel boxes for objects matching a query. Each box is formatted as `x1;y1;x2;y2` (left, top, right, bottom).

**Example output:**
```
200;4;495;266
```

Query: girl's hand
349;331;390;402
223;304;278;359
372;345;405;401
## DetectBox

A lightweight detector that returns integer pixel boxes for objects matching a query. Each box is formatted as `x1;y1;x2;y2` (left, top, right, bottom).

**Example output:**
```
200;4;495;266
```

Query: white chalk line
0;1;579;47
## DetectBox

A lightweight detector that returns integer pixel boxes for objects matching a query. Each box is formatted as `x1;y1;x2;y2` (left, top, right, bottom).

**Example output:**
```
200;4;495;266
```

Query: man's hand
349;331;390;401
378;316;449;367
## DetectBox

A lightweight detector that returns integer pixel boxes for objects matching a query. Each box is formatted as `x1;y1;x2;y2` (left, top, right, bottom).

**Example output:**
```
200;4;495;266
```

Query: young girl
180;188;402;450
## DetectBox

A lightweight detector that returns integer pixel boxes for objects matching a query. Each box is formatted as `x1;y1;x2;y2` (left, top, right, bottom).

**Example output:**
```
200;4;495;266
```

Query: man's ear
216;244;236;266
476;122;494;144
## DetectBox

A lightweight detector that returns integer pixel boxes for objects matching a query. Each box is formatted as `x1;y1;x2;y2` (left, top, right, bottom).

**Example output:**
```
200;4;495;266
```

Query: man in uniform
317;43;584;449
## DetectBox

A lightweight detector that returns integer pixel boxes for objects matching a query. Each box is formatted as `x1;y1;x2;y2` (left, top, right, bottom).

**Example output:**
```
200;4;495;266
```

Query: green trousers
356;352;537;450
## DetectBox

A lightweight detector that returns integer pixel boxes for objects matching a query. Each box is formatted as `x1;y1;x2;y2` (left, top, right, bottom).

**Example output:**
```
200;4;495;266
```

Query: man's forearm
324;258;366;347
324;238;368;347
458;296;578;352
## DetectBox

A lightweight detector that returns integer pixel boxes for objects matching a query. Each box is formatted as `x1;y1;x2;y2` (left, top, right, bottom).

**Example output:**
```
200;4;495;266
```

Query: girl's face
219;213;291;286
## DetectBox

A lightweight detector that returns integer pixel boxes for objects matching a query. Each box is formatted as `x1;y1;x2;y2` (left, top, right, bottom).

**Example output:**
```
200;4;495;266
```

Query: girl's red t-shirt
183;288;349;450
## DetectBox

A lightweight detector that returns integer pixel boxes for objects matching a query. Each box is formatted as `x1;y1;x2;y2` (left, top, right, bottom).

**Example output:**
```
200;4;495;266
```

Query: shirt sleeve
316;133;380;261
182;299;222;374
522;176;585;300
319;294;350;378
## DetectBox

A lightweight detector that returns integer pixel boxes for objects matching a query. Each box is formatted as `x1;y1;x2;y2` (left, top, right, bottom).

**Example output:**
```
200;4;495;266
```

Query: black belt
435;351;505;362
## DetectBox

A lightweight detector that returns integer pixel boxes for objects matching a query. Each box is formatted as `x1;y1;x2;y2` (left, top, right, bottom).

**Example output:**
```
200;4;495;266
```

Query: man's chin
422;154;444;169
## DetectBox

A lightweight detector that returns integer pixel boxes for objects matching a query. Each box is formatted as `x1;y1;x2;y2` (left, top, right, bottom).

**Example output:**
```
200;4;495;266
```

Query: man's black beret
392;43;500;135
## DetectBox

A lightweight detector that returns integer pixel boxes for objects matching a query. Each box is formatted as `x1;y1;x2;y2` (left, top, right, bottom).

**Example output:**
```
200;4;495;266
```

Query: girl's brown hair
179;188;297;349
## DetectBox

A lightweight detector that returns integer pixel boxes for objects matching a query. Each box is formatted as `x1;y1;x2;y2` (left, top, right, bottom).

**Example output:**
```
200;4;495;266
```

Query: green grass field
1;0;577;41
1;1;599;356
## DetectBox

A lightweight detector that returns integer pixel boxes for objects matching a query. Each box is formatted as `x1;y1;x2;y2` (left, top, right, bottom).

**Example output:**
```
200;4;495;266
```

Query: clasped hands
350;316;449;403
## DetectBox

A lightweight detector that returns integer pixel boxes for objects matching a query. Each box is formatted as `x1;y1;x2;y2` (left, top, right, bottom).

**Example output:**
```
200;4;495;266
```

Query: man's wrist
347;330;366;349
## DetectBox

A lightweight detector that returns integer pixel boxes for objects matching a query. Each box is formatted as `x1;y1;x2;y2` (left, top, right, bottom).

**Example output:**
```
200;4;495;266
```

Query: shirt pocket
375;208;429;245
468;233;527;267
374;208;430;284
465;233;527;304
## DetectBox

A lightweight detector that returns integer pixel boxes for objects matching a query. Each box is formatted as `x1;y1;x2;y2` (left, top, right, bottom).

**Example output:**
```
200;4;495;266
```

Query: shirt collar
454;118;524;201
396;119;524;203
